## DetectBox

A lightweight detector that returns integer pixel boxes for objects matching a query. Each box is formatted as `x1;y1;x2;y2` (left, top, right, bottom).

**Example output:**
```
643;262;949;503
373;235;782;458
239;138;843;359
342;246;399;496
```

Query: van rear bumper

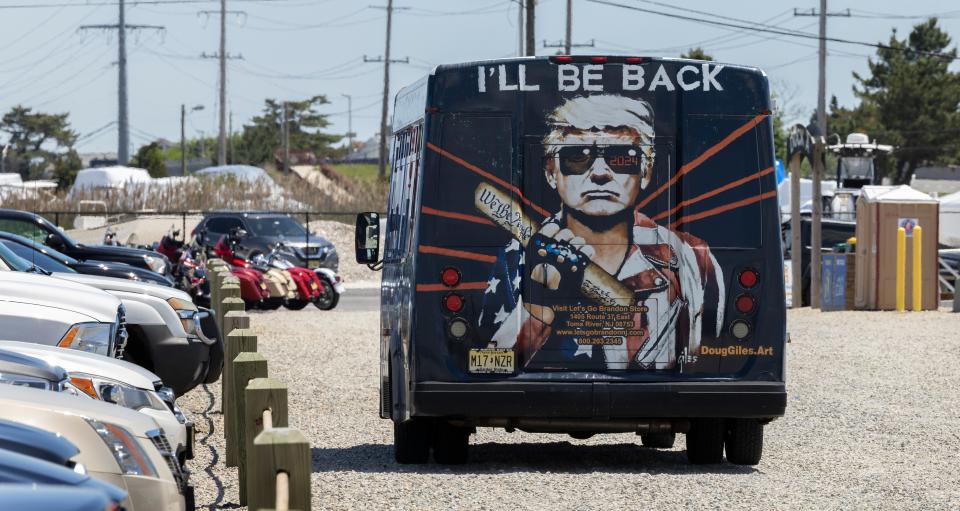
412;381;786;420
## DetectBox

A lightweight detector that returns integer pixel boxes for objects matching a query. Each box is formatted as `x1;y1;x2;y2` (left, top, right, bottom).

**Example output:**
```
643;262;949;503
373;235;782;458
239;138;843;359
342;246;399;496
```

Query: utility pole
517;0;524;56
282;102;290;174
367;1;410;179
525;0;535;56
80;0;163;165
543;38;595;53
180;104;203;175
200;1;244;167
794;4;850;136
342;94;355;154
564;0;572;54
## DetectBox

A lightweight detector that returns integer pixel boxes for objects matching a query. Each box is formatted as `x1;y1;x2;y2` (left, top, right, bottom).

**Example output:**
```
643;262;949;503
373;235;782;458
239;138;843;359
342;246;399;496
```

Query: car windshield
246;216;306;237
0;241;40;272
1;240;76;273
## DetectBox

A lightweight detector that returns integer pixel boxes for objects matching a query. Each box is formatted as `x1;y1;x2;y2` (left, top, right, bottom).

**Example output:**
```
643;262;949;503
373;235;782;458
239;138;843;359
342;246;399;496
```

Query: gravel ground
180;307;960;510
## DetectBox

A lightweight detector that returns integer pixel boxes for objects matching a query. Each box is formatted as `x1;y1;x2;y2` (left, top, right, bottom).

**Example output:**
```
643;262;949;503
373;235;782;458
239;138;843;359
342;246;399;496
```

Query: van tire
725;419;763;465
394;419;431;464
686;418;725;464
433;422;470;465
640;432;675;448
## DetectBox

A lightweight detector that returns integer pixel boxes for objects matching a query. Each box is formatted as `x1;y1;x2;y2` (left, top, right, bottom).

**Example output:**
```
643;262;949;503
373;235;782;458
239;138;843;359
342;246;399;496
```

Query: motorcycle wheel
313;277;340;310
260;297;283;310
283;299;309;311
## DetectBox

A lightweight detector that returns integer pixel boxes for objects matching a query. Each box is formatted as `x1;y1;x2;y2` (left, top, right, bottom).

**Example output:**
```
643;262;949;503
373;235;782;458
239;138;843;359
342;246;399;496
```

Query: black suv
0;209;173;279
194;212;339;271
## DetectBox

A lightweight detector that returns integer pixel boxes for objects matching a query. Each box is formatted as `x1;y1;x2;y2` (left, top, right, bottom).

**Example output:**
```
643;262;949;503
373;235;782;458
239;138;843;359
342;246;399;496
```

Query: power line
587;0;960;60
0;0;313;9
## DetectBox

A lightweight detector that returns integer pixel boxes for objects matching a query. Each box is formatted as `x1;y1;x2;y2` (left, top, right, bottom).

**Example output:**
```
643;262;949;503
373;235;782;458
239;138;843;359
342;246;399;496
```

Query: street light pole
180;104;204;175
342;94;353;154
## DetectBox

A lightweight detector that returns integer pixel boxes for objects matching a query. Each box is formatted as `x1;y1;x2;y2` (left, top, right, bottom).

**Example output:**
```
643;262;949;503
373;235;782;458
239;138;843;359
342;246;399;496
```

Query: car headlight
67;374;168;412
84;419;158;477
0;372;56;390
143;254;167;274
58;322;114;356
166;297;199;336
156;386;188;424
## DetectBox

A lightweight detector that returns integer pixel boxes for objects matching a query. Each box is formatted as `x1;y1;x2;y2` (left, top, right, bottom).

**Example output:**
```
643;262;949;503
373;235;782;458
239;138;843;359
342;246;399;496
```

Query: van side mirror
355;212;380;264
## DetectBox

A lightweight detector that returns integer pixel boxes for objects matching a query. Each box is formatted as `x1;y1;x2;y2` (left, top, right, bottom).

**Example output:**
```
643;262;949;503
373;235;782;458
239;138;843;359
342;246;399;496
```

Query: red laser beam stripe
418;244;497;263
416;282;488;292
637;113;769;210
421;206;495;226
427;142;550;218
652;166;775;222
671;190;778;228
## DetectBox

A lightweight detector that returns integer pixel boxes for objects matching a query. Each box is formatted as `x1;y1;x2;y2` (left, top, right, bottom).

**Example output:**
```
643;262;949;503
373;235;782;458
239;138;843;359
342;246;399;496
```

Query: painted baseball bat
474;182;634;307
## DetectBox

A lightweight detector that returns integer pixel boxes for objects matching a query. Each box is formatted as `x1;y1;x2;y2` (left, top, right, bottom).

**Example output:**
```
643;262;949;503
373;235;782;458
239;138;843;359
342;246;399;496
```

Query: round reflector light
440;267;461;287
443;293;465;313
738;269;759;288
730;320;751;340
735;294;755;314
448;318;469;340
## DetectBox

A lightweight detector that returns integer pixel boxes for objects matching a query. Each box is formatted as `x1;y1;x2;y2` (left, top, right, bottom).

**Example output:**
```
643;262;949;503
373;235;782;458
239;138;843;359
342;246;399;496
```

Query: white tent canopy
69;165;152;195
776;174;837;220
940;190;960;247
194;165;272;184
0;173;23;186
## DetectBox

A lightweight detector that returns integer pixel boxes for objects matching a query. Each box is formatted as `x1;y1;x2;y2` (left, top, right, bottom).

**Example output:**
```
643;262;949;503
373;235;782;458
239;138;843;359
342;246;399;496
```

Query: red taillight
552;56;573;63
441;267;461;287
735;294;755;314
738;268;759;289
625;57;644;64
443;293;464;313
590;56;607;63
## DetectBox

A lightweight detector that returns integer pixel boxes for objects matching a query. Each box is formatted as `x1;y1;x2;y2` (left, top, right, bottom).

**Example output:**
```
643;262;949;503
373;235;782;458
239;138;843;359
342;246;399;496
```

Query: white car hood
53;272;194;304
0;384;160;434
0;271;120;322
0;340;159;390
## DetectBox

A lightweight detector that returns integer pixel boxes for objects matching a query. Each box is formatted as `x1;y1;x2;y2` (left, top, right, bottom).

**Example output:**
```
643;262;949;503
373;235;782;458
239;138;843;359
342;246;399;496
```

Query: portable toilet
854;185;939;310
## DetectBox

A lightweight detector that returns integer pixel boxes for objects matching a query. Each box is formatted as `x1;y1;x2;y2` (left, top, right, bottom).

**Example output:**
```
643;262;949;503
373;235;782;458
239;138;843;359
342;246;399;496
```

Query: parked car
0;231;174;286
0;385;190;511
0;451;127;508
0;243;223;396
0;485;122;511
194;211;339;271
0;341;192;464
0;419;129;507
0;271;126;358
0;208;172;277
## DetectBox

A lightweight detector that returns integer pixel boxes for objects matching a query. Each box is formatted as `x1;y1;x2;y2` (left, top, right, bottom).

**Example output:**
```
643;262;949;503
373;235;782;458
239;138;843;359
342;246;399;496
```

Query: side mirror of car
355;212;380;265
46;232;65;250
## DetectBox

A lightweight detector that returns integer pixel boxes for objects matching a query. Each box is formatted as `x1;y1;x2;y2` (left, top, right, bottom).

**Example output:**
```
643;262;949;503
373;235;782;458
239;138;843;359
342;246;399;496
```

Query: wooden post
811;137;823;309
233;352;268;506
245;378;288;508
252;428;311;511
224;329;258;467
218;280;241;334
220;306;248;428
789;153;803;308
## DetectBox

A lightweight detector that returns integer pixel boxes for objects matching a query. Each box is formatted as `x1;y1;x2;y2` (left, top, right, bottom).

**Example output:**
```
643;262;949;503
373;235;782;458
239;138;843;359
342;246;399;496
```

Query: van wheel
394;419;431;464
725;419;764;465
686;418;725;464
640;432;676;448
433;422;470;465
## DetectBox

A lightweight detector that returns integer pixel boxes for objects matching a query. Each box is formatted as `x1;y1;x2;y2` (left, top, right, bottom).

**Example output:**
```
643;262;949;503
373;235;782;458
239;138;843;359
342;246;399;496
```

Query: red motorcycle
217;230;325;310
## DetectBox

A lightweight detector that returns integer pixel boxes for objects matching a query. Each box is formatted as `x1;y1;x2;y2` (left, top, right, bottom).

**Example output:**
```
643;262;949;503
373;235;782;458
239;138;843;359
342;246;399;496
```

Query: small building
909;165;960;196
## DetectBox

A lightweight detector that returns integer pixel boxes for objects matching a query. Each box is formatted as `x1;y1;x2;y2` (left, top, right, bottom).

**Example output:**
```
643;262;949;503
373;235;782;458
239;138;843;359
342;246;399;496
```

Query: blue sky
1;0;958;154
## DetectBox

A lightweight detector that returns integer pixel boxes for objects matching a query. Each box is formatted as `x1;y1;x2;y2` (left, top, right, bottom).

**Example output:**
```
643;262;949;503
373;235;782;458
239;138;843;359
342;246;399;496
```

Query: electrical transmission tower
80;0;164;165
200;0;245;166
368;0;410;179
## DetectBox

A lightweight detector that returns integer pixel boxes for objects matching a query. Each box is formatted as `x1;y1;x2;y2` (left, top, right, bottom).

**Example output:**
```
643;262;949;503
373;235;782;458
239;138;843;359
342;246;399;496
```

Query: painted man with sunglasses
481;94;724;371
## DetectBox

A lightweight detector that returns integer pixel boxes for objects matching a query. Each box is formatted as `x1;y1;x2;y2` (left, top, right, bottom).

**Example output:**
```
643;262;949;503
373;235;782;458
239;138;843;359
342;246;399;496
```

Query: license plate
310;281;318;290
307;260;320;268
469;349;515;374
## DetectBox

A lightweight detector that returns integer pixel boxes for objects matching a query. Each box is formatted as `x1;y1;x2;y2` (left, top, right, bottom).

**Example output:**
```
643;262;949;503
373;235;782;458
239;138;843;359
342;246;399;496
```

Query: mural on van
475;94;726;372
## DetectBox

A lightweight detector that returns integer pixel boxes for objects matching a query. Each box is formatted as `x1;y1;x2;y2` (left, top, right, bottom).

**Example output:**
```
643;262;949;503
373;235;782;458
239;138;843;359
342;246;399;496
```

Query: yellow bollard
912;226;922;312
896;227;906;312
